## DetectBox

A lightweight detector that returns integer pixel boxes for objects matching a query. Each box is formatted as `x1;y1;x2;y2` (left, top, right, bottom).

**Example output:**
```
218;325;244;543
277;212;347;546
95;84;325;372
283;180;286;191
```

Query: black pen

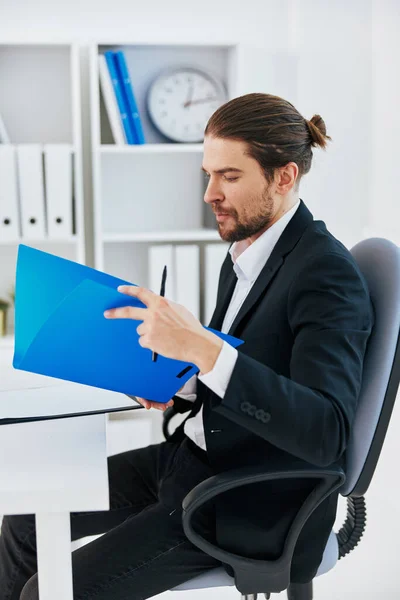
152;265;167;362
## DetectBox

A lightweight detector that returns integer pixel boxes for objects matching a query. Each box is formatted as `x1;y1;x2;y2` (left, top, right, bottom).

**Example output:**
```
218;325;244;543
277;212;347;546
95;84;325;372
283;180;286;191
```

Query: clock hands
183;77;220;108
183;96;219;108
184;82;194;108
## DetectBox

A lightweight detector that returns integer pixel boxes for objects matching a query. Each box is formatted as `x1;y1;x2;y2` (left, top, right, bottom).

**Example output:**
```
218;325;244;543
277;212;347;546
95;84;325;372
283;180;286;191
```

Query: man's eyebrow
201;166;244;174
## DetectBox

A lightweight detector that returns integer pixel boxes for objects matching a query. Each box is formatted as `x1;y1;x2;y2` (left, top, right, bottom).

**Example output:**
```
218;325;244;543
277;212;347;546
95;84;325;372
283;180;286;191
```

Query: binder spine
98;54;126;144
0;145;20;240
174;245;200;320
16;144;46;239
104;51;136;145
113;51;145;145
44;144;73;238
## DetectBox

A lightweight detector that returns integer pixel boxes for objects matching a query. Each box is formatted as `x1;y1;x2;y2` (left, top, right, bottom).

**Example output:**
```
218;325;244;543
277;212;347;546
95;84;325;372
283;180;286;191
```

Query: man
0;93;373;600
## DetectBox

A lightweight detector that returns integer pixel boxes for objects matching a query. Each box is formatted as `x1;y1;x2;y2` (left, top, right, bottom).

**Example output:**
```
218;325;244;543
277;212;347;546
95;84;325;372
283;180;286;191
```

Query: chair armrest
181;456;345;595
162;396;193;440
170;395;194;414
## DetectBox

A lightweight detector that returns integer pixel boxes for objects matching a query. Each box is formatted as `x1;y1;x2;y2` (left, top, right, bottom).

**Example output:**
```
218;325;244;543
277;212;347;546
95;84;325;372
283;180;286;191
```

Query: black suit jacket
169;200;374;583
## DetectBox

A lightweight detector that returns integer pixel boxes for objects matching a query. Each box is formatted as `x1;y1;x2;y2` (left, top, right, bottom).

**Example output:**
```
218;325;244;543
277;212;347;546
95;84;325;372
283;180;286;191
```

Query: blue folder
13;245;244;403
104;51;136;145
114;51;146;145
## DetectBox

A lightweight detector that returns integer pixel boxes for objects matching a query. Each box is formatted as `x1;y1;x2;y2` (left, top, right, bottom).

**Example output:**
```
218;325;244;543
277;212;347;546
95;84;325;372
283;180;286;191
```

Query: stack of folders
0;144;74;242
148;242;230;324
99;50;146;145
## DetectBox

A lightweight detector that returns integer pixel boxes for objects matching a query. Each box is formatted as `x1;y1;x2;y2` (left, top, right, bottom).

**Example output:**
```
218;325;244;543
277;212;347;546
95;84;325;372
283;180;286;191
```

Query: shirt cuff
174;373;197;402
198;341;238;399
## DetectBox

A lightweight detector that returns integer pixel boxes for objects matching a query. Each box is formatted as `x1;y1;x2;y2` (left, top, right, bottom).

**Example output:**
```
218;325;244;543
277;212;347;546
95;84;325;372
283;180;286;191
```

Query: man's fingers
137;397;145;408
136;397;151;409
152;400;174;411
136;397;174;411
117;285;157;308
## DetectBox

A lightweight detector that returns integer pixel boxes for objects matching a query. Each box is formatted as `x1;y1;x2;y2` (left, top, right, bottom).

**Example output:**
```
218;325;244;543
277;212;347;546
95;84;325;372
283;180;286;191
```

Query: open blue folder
12;245;244;405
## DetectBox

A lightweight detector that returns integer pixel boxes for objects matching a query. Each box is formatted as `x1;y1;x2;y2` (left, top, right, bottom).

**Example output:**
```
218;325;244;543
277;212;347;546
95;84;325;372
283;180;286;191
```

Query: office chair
163;237;400;600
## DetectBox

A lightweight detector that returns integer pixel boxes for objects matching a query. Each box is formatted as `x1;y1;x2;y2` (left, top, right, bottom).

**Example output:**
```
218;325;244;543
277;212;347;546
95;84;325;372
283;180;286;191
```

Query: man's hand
135;397;174;411
103;285;208;364
104;284;223;375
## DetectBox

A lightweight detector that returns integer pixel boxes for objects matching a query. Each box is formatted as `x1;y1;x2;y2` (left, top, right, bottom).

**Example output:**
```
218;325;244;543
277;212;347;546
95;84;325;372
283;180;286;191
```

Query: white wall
1;1;399;599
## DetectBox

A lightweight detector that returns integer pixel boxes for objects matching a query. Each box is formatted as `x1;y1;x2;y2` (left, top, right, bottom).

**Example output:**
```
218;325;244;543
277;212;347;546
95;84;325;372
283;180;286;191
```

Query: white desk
0;343;115;600
0;413;109;600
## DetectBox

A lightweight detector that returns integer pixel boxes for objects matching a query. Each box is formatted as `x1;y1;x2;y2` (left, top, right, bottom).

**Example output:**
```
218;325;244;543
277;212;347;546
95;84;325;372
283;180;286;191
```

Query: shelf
98;40;237;49
0;143;77;151
102;229;221;243
0;235;79;246
0;43;86;266
99;144;203;154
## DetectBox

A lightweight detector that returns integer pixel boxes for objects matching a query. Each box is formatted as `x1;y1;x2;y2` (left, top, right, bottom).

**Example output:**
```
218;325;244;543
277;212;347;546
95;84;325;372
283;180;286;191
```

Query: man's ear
276;162;299;194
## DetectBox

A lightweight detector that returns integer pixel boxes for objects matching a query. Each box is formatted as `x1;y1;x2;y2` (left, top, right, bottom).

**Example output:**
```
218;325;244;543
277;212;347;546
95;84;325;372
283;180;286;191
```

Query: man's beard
217;187;275;243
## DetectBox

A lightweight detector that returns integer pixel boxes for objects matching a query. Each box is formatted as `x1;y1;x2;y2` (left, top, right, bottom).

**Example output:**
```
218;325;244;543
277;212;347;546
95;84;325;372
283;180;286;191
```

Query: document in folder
12;245;244;406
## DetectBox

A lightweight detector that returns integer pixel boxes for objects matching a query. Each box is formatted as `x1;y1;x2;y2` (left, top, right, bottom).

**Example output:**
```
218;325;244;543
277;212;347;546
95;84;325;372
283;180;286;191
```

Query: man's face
202;135;277;243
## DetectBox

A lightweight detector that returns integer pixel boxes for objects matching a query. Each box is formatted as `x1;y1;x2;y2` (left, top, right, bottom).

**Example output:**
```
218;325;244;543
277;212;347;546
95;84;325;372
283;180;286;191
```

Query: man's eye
203;173;238;182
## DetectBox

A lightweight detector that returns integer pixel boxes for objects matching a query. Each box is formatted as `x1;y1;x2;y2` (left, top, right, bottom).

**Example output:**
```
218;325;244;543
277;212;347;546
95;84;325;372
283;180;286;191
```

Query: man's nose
203;178;224;204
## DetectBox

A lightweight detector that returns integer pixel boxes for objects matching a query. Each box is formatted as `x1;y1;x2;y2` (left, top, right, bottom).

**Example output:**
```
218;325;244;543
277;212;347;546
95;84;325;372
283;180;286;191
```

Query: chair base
287;581;313;600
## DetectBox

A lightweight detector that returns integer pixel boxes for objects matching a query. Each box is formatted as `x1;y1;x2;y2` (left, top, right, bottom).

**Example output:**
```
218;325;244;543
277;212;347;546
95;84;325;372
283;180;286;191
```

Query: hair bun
307;114;331;149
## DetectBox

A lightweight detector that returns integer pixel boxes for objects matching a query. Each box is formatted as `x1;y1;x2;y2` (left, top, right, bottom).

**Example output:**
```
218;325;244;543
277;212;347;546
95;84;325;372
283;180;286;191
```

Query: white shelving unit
0;43;85;345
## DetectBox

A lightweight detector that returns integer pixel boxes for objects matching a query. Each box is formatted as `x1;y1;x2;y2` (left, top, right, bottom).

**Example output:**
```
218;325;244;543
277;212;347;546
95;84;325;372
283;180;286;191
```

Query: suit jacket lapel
208;199;314;337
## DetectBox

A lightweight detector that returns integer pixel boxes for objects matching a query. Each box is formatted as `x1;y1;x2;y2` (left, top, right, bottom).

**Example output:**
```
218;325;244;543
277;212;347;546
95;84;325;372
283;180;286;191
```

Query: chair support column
287;581;313;600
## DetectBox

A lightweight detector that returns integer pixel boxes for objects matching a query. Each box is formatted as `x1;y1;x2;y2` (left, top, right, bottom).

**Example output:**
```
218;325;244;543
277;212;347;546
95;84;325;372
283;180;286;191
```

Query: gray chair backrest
341;238;400;496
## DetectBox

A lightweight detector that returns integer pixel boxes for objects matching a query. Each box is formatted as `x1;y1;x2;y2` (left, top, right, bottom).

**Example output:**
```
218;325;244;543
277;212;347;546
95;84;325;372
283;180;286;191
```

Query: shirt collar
229;200;301;282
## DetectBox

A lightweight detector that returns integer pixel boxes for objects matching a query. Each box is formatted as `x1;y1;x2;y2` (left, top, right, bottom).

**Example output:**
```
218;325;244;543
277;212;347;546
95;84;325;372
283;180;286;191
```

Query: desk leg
35;512;73;600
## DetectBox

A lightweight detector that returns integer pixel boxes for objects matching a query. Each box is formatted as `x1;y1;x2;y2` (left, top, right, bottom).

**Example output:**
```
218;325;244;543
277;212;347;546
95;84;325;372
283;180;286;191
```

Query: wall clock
147;66;227;143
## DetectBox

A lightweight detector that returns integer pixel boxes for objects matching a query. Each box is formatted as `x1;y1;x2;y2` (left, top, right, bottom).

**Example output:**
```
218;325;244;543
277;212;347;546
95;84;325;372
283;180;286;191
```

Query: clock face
147;67;227;143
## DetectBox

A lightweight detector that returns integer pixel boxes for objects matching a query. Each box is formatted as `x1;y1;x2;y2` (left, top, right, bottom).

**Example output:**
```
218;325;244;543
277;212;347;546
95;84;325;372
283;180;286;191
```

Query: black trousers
0;435;221;600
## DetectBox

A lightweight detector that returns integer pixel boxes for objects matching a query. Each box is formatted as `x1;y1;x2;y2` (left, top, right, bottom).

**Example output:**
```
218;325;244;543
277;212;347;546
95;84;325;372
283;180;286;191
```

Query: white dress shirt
177;200;301;451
